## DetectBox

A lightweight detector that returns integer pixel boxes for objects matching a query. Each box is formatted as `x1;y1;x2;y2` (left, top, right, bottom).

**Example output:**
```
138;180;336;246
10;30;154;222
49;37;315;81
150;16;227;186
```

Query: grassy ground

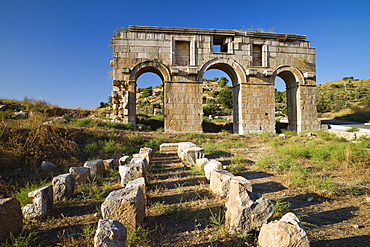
1;112;370;246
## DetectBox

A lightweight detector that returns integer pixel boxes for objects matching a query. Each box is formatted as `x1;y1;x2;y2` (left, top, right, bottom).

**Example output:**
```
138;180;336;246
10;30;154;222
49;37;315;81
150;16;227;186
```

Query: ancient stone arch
110;26;319;134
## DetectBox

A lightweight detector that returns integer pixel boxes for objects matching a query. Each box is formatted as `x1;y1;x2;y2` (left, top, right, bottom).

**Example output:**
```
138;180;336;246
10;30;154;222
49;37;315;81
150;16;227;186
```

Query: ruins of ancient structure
110;26;319;134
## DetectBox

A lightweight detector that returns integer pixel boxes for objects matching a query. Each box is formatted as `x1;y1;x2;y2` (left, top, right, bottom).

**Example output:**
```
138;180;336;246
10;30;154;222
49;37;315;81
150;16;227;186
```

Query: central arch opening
201;65;237;133
135;71;164;130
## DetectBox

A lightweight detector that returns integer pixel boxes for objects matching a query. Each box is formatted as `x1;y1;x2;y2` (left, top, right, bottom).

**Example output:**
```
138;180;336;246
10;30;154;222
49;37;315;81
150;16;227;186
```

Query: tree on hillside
139;86;153;99
218;77;229;88
217;86;233;110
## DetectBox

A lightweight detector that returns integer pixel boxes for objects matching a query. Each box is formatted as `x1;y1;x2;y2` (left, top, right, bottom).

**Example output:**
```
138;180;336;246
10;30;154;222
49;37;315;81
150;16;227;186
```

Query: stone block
125;177;146;205
119;164;145;187
40;161;57;170
101;186;145;230
225;182;273;234
179;147;204;167
0;198;22;243
52;173;76;201
160;142;179;154
22;185;53;219
139;147;153;164
118;156;131;165
195;158;209;170
204;160;223;180
84;159;105;178
177;142;196;157
94;219;127;247
130;157;149;175
210;170;235;197
103;159;115;171
69;167;90;185
258;213;309;247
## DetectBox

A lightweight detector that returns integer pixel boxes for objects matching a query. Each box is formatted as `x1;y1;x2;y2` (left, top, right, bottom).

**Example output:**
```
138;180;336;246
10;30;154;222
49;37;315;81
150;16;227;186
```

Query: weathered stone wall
111;26;319;134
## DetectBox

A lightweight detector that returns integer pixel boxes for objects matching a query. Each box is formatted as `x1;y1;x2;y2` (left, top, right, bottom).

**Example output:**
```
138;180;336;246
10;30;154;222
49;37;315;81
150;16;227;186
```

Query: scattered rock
130;157;149;176
103;159;115;171
84;159;105;178
40;161;57;170
119;164;145;187
94;219;127;247
118;156;131;165
0;198;22;243
258;212;309;247
210;170;235;197
52;173;76;201
14;110;29;119
101;186;145;230
177;142;196;157
204;160;223;180
22;185;53;219
179;147;205;167
139;147;153;164
69;167;90;185
225;179;273;234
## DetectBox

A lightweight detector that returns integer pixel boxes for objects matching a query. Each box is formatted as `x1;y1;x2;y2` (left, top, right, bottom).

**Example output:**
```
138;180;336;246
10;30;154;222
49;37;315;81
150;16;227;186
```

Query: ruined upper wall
112;26;316;82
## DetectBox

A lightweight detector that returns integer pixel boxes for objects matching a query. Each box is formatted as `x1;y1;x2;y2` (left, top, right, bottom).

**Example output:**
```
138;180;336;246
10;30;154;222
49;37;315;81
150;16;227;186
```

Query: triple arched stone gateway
110;26;319;134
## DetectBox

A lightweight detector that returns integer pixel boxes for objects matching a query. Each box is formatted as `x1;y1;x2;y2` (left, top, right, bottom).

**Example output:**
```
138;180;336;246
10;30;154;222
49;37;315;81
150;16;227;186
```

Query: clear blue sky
1;0;369;109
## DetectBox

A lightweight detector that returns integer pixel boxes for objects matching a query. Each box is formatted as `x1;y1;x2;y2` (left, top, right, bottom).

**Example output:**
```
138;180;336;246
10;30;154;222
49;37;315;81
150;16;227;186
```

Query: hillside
316;78;370;112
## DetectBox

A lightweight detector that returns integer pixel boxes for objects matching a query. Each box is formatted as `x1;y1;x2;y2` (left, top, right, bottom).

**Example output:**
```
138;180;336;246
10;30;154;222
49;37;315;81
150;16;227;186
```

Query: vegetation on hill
316;77;370;122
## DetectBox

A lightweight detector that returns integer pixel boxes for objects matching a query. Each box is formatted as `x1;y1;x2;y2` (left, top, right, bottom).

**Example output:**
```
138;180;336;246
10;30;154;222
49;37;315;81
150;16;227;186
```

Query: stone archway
198;58;246;134
111;61;170;125
271;65;318;133
110;26;319;134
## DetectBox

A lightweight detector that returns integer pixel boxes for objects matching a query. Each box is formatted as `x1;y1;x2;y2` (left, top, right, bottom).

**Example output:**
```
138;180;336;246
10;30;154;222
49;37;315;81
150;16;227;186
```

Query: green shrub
15;181;48;207
127;134;146;146
347;127;359;132
273;199;293;219
71;118;97;127
1;228;39;246
209;208;225;227
278;144;310;158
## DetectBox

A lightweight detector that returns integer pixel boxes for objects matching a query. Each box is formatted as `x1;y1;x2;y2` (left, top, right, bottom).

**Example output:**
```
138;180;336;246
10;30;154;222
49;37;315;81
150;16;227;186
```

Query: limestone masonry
110;26;319;134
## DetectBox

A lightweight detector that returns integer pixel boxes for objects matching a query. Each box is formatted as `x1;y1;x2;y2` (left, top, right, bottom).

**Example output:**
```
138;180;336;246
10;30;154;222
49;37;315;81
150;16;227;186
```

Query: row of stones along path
147;140;370;246
146;141;273;246
31;136;369;246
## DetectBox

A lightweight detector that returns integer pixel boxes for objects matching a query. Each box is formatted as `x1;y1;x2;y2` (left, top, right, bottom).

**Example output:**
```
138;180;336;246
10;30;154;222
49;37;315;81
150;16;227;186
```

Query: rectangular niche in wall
175;41;190;66
252;44;263;66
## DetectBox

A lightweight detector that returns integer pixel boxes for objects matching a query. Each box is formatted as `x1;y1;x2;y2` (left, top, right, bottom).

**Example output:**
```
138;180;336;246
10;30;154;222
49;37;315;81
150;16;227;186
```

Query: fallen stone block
103;159;115;171
204;160;223;180
52;173;76;201
69;167;90;185
210;170;235;197
126;177;146;205
177;142;196;157
133;152;151;166
118;156;131;165
84;159;105;178
225;179;273;234
40;161;57;170
130;157;149;175
101;186;145;230
0;198;22;243
22;185;53;219
94;219;127;247
179;147;205;166
258;212;310;247
119;164;145;187
231;176;253;192
139;147;153;164
159;143;178;154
